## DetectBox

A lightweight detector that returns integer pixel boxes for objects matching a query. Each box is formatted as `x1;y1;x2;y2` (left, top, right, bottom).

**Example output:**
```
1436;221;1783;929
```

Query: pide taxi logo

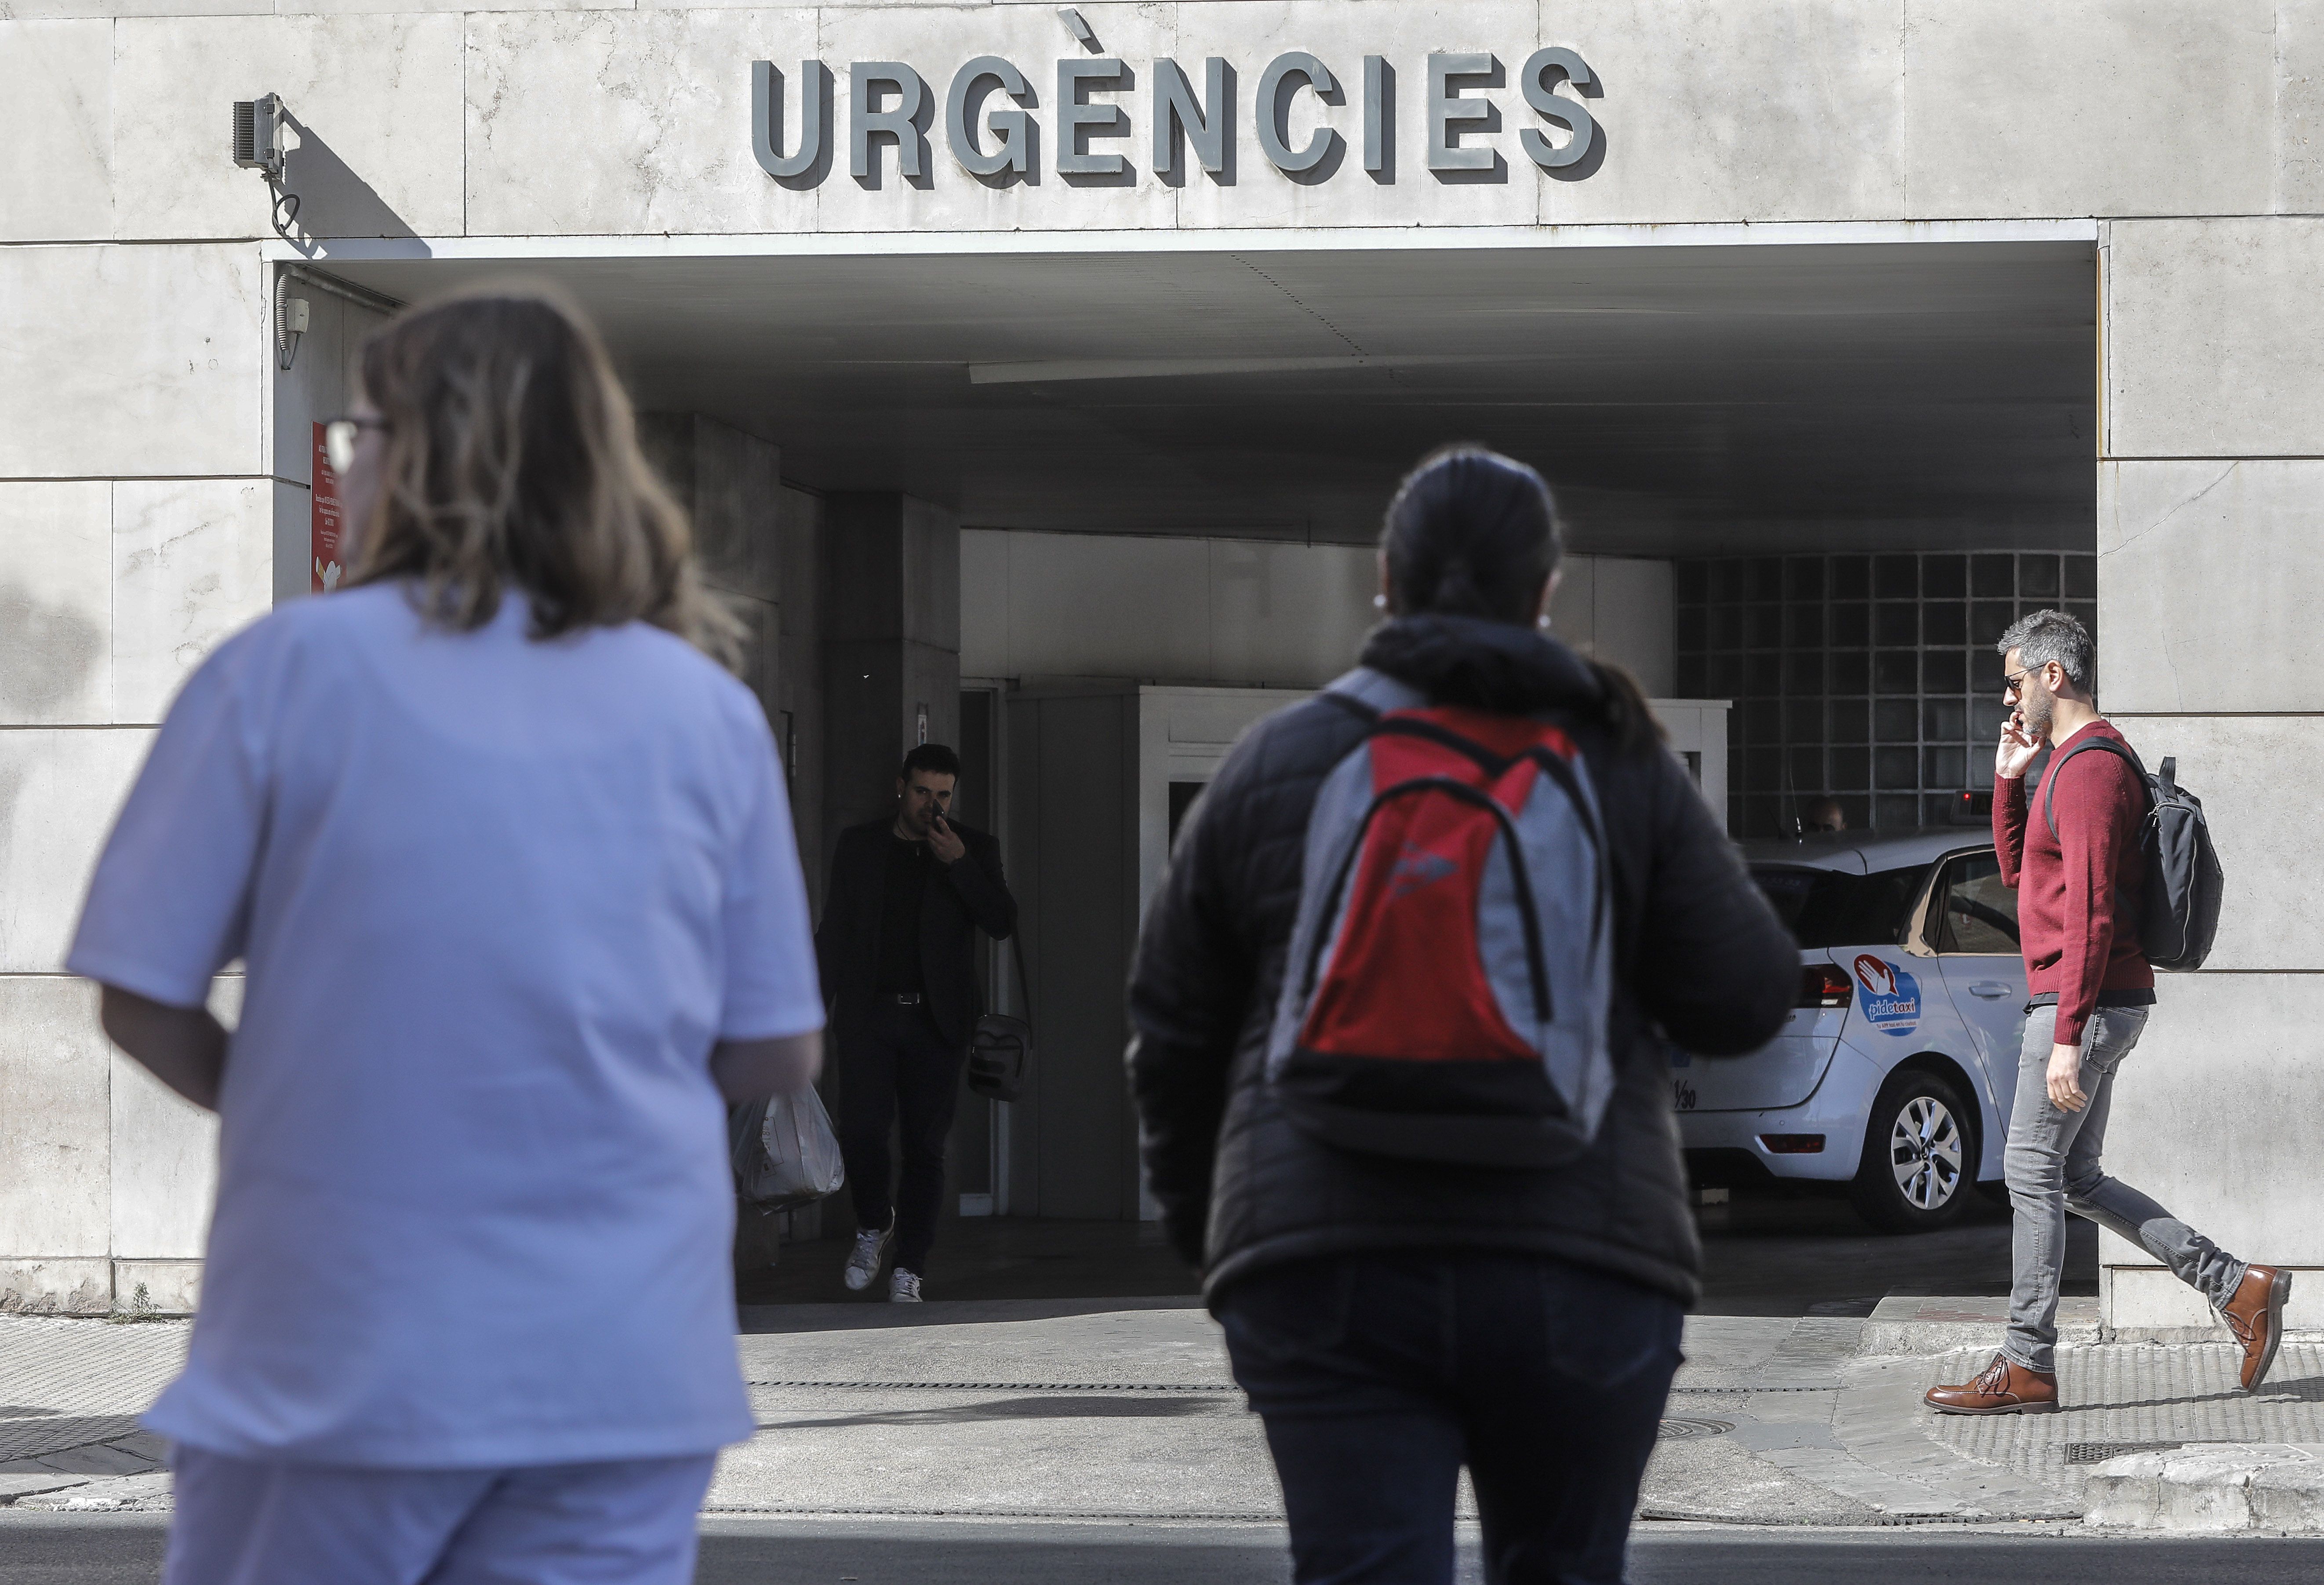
1852;955;1920;1038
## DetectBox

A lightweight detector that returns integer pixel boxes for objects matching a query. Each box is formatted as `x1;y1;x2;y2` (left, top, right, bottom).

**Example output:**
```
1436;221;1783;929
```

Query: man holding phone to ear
1926;610;2286;1416
817;743;1016;1302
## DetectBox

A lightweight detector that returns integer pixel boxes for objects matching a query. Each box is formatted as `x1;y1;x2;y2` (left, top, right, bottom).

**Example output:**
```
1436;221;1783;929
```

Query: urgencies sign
749;50;1600;185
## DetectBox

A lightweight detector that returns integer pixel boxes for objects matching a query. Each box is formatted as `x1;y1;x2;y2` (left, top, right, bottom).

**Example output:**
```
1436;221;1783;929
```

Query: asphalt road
11;1514;2324;1584
1693;1184;2097;1317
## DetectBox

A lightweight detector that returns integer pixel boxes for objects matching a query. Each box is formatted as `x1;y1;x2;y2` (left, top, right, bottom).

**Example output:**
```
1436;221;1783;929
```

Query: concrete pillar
2093;218;2324;1334
638;414;833;882
636;413;783;706
821;493;962;855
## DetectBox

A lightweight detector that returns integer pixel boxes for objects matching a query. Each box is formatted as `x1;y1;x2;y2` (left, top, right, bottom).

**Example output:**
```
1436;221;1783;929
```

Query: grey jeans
2004;1003;2246;1374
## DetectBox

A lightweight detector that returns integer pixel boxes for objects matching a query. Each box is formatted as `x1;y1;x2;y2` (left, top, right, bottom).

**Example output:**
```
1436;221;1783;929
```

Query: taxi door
1931;849;2029;1147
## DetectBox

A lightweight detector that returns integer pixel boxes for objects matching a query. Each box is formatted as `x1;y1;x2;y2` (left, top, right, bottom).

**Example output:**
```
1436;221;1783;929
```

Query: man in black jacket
817;743;1016;1301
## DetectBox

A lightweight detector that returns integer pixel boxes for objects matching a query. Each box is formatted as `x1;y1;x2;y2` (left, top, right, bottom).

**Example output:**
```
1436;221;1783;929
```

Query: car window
1937;850;2019;954
1750;864;1928;949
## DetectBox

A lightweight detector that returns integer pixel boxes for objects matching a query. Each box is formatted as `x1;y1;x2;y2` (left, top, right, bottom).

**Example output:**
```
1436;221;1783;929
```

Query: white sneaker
889;1268;923;1303
843;1226;891;1292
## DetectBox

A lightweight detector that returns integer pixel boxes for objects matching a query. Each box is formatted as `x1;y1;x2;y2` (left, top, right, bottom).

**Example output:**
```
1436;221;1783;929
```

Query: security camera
233;94;286;181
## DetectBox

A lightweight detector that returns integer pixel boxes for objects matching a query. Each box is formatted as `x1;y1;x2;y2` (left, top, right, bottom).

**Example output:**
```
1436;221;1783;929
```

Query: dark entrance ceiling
327;238;2096;556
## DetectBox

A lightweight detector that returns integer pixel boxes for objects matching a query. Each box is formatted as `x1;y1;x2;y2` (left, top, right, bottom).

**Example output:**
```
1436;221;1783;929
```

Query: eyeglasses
322;416;390;476
2003;664;2048;697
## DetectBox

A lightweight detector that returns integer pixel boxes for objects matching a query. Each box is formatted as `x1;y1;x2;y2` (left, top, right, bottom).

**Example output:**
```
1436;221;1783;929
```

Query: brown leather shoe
1924;1352;2059;1415
2221;1264;2294;1392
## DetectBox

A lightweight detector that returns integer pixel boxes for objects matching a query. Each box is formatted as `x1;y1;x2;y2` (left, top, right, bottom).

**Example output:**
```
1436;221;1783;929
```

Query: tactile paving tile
1918;1342;2324;1481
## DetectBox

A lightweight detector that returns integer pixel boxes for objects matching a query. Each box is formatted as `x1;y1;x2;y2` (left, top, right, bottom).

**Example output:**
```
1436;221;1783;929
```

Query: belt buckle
893;992;923;1006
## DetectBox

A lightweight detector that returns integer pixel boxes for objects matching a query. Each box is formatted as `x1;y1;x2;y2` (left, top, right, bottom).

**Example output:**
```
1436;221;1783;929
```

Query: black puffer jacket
1125;615;1797;1307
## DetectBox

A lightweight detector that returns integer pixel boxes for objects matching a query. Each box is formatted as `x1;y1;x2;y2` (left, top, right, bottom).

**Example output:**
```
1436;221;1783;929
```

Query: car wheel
1849;1070;1975;1233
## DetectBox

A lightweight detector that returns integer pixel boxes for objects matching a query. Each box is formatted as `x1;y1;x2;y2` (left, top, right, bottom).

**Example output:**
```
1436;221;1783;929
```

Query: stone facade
1;1;2320;1318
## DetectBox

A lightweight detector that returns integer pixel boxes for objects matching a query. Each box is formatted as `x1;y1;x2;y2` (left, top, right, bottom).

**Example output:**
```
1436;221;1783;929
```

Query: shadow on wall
0;584;102;718
280;113;418;243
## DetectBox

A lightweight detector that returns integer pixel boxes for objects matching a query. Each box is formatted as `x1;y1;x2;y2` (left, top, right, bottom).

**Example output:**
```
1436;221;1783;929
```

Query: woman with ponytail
1129;445;1795;1584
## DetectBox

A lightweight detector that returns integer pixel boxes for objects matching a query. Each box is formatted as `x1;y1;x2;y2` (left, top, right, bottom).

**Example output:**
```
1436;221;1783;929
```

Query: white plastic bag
731;1087;846;1209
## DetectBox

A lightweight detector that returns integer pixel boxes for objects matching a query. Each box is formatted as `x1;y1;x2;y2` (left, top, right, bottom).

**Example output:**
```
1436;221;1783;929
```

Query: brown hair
345;283;743;668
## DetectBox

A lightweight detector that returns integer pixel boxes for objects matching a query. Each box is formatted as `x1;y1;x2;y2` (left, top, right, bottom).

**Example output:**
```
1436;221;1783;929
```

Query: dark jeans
1218;1250;1684;1585
837;999;966;1273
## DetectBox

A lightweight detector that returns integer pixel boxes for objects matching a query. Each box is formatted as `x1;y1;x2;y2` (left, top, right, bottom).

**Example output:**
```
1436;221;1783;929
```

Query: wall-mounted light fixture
232;94;286;179
232;93;302;243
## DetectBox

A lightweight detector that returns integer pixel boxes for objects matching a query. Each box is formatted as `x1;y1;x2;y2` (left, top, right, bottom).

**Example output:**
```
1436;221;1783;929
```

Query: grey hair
1997;608;2093;692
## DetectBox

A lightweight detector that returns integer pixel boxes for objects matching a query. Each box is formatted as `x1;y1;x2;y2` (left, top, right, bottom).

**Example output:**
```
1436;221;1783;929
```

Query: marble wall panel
2084;973;2324;1289
1167;0;1539;231
111;15;463;241
111;480;273;725
0;1260;110;1315
0;21;114;241
109;1051;218;1260
0;730;152;974
0;245;262;480
2105;218;2324;460
811;2;1179;233
105;973;228;1267
1;0;262;18
0;977;111;1262
2274;0;2324;215
111;1259;201;1315
465;10;822;237
0;484;113;727
2087;714;2324;974
2098;460;2324;716
1537;0;1906;227
641;413;783;601
1902;0;2275;222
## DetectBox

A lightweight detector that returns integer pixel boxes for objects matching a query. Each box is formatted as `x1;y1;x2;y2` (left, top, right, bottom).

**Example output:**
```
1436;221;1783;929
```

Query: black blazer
816;817;1017;1048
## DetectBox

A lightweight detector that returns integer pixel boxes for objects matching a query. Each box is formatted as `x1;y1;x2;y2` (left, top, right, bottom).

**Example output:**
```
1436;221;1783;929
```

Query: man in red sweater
1927;611;2288;1415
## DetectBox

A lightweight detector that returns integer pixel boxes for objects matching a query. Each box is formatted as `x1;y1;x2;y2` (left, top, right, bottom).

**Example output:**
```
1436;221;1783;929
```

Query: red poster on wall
311;421;345;593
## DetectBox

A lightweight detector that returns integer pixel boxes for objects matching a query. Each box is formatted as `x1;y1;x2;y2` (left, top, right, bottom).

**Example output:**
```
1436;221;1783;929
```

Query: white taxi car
1674;830;2028;1231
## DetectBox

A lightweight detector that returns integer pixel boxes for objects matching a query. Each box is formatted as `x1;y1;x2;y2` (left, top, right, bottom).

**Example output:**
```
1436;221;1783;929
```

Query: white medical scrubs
69;582;824;1582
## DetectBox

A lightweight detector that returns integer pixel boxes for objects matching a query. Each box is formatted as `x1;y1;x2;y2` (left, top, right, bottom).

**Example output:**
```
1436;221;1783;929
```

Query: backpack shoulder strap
2041;734;2150;840
1322;666;1424;721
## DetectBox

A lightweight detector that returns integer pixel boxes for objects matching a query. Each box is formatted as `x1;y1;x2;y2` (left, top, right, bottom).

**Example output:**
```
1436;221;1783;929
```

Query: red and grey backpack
1265;671;1617;1169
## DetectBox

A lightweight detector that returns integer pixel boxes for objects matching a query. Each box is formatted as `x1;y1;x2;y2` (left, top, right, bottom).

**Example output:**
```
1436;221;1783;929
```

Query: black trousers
836;999;967;1274
1217;1251;1683;1585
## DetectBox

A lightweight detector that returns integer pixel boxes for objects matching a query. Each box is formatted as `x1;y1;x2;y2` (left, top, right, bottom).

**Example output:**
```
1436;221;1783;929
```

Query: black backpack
2042;738;2223;971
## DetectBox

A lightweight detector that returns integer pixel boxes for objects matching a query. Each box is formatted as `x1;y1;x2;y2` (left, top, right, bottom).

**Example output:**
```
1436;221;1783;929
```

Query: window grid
1673;553;2098;838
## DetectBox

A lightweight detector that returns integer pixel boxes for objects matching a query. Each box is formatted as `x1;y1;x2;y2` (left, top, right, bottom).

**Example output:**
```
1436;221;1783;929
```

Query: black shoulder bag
968;937;1034;1102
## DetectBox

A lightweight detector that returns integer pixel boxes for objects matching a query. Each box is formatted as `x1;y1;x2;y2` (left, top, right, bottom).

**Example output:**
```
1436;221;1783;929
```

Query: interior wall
961;530;1674;693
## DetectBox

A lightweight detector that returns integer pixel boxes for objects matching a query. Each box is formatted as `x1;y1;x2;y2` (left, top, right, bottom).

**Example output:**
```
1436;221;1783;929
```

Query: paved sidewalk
6;1300;2323;1529
0;1317;185;1512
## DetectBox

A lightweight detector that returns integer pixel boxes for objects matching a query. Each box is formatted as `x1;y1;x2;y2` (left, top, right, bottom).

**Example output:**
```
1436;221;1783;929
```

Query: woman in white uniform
69;285;825;1585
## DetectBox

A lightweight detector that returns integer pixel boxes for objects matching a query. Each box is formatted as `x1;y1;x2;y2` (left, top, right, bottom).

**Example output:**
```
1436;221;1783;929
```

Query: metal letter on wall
1256;51;1340;174
1426;52;1495;171
1058;57;1131;175
946;55;1034;178
1362;54;1388;174
851;60;928;180
752;60;826;179
1518;47;1599;171
1153;56;1226;176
